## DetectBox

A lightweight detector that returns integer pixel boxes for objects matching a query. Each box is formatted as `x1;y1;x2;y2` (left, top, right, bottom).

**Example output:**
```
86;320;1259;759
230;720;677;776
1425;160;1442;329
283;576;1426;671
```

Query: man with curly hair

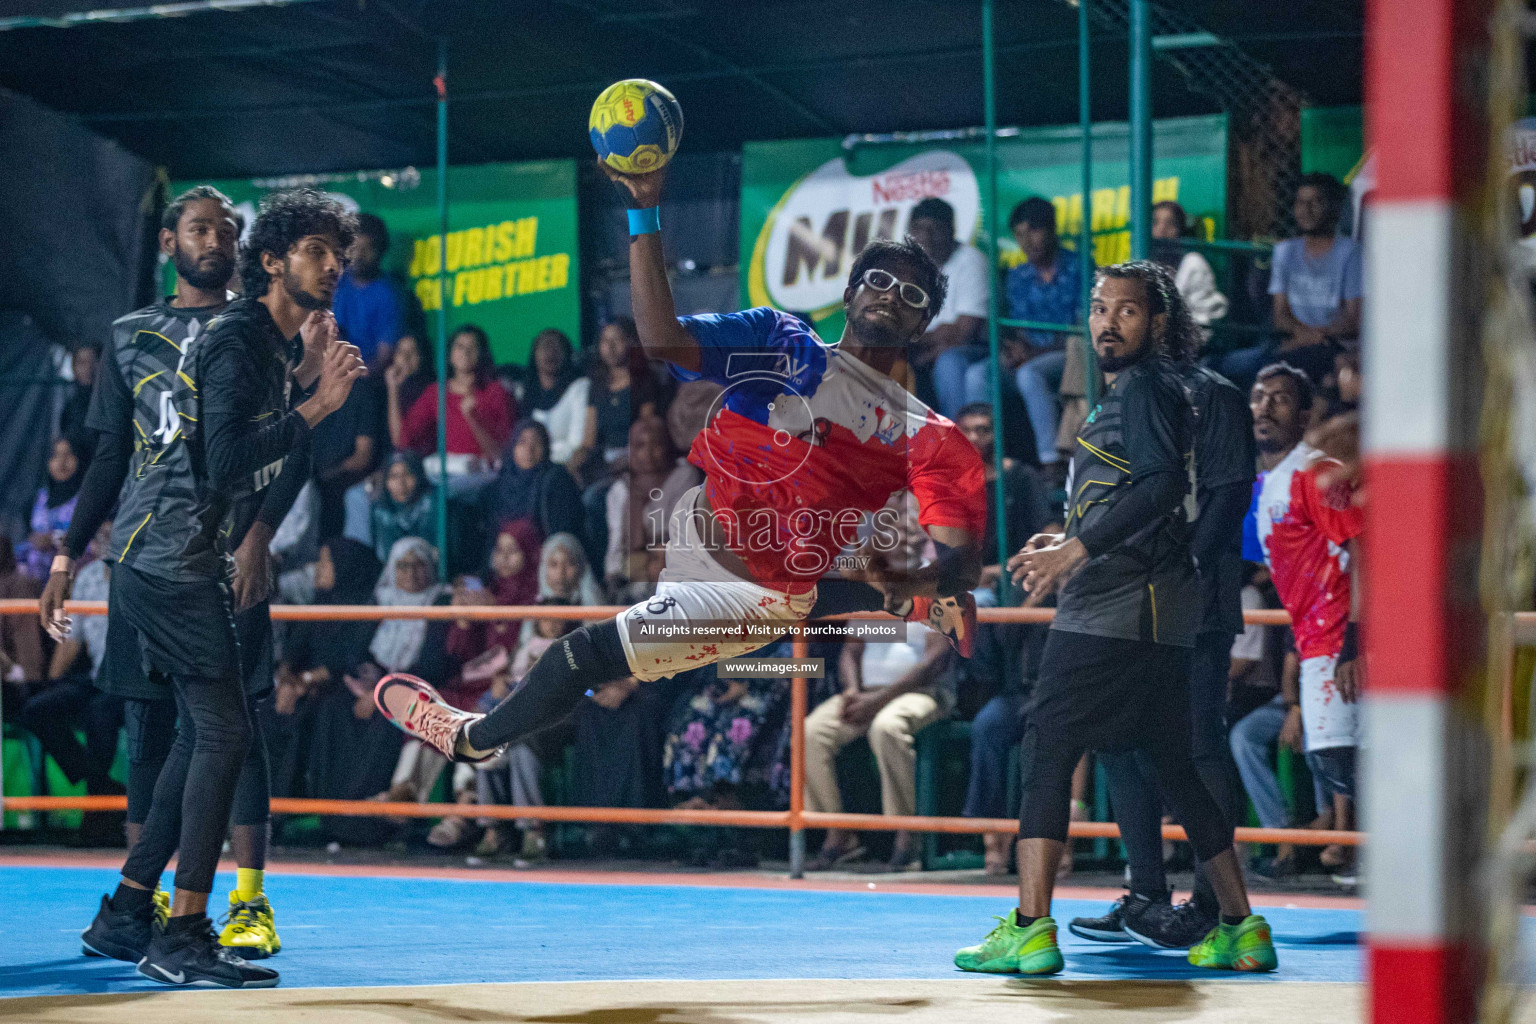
954;260;1275;976
42;187;365;988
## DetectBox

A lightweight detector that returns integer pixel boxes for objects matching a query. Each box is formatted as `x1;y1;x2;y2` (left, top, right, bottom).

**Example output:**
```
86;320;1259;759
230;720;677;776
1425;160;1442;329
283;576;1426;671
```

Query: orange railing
0;599;1391;876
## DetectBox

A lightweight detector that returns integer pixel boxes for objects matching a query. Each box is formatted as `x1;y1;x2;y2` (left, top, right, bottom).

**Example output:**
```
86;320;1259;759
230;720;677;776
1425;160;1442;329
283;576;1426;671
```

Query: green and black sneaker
954;909;1064;975
1187;914;1278;972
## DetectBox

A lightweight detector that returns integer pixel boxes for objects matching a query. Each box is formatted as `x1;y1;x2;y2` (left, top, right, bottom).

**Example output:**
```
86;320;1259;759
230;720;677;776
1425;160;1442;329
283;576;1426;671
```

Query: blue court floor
0;864;1361;998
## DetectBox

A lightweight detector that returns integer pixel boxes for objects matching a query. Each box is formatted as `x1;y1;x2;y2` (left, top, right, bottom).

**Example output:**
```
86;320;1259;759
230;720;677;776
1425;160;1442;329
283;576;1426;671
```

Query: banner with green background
171;159;579;365
740;114;1227;338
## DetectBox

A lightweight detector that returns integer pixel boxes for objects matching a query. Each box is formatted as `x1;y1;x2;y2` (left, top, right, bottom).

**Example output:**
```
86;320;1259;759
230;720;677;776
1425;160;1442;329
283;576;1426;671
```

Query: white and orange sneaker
908;593;977;658
373;673;501;764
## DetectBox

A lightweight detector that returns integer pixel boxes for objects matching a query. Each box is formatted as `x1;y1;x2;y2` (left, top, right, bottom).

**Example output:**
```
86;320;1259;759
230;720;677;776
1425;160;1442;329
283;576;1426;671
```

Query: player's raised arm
598;161;701;373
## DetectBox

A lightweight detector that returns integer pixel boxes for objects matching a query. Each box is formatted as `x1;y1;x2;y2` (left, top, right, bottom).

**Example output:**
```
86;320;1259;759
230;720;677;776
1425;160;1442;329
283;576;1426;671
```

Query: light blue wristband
627;206;661;236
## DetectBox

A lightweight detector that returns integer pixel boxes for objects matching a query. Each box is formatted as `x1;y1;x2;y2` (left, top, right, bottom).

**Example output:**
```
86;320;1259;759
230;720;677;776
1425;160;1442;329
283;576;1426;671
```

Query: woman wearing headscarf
21;433;89;580
369;451;435;563
518;532;603;646
445;520;542;709
364;537;452;682
485;420;583;546
520;328;589;467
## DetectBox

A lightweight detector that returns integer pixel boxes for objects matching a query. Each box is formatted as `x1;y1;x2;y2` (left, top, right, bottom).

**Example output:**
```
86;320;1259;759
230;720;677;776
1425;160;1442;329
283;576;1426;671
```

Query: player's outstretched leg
376;619;633;761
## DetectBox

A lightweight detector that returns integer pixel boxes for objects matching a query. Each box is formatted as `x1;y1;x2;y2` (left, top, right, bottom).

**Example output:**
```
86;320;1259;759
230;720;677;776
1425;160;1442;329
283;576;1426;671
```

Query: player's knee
570;619;632;682
867;710;911;751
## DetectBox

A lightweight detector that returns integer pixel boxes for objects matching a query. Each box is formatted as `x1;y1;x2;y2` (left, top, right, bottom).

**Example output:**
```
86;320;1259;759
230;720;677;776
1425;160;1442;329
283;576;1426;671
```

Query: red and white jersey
1254;441;1363;660
674;307;987;594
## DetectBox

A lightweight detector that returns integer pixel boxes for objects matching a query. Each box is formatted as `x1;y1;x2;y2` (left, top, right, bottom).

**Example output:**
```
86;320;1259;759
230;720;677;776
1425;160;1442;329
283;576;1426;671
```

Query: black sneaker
81;894;156;962
1068;893;1137;943
1123;892;1214;950
137;917;280;989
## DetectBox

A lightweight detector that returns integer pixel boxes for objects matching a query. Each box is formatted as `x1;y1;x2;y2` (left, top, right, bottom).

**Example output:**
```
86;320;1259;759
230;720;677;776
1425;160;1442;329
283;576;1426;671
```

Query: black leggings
1017;631;1233;866
1101;630;1242;895
120;681;265;894
465;620;631;753
124;693;273;828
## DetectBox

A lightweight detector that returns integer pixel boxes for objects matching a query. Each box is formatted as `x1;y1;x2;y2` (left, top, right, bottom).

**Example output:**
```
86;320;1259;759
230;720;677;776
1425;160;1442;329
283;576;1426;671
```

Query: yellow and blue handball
589;79;684;175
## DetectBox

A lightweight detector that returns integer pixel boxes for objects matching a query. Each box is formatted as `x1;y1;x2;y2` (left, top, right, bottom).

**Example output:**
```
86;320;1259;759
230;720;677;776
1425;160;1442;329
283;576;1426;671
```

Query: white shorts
617;486;815;682
1300;653;1359;752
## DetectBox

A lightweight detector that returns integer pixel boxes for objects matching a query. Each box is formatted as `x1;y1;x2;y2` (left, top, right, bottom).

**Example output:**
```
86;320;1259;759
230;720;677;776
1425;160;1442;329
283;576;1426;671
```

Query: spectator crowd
2;176;1366;881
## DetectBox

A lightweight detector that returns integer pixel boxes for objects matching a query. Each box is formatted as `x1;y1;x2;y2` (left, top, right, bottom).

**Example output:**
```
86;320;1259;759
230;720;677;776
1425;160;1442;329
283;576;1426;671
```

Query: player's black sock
1014;912;1040;927
111;883;154;914
464;620;630;752
1221;914;1248;926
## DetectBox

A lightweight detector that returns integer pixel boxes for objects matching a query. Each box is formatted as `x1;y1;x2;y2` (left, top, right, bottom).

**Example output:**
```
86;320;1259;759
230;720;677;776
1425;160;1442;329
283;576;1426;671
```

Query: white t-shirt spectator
925;243;989;331
531;375;590;466
1268;236;1364;329
860;624;935;688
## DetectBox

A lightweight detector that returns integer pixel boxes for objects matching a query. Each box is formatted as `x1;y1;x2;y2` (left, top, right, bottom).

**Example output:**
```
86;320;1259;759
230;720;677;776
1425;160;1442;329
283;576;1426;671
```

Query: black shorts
99;563;240;700
1027;629;1193;753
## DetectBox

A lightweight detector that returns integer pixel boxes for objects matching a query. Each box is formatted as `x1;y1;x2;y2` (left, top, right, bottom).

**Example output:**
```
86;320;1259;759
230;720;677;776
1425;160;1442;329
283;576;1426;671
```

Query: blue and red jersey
674;307;987;594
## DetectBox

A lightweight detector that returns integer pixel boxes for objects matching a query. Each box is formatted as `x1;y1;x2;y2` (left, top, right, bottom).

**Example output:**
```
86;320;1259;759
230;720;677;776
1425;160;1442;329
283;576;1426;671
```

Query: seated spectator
805;624;953;872
524;532;604;642
965;197;1088;472
383;332;435;421
390;324;514;490
1218;173;1362;390
19;432;88;580
953;402;1055;605
907;197;988;416
577;317;665;566
519;328;590;466
664;663;788;810
311;374;384;541
444;521;542;706
364;537;452;690
334;212;406;369
473;598;576;861
360;538;456;811
370;452;435;563
570;670;677;845
57;341;99;440
265;538;382;800
19;520;124;840
0;536;45;702
604;416;700;600
574;317;660;485
486;420;583;548
1230;634;1335;877
1151;200;1228;333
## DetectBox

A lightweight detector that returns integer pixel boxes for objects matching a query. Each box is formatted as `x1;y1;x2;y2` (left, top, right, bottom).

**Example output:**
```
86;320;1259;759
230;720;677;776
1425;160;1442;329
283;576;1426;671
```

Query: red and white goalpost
1363;0;1492;1021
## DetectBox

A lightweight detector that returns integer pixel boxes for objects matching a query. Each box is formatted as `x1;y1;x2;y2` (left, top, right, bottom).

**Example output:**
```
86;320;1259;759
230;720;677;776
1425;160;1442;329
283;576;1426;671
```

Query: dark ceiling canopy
0;0;1366;179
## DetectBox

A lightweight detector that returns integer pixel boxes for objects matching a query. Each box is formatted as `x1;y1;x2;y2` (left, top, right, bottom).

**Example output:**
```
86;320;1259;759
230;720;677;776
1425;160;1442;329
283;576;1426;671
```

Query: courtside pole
433;36;450;560
1362;0;1489;1021
1078;0;1097;407
1127;0;1151;260
980;0;1010;593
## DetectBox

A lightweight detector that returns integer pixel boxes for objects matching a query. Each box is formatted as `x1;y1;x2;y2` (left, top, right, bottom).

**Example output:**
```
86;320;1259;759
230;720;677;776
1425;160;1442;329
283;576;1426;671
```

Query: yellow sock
235;868;264;901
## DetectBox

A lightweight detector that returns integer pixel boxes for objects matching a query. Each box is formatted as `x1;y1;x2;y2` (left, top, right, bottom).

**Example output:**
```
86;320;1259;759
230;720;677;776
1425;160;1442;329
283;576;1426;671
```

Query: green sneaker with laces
1187;914;1278;972
954;910;1064;975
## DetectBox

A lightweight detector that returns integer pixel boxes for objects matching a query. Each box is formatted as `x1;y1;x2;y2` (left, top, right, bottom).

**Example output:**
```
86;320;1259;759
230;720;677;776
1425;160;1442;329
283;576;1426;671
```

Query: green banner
1300;106;1365;182
740;114;1227;338
171;159;580;365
